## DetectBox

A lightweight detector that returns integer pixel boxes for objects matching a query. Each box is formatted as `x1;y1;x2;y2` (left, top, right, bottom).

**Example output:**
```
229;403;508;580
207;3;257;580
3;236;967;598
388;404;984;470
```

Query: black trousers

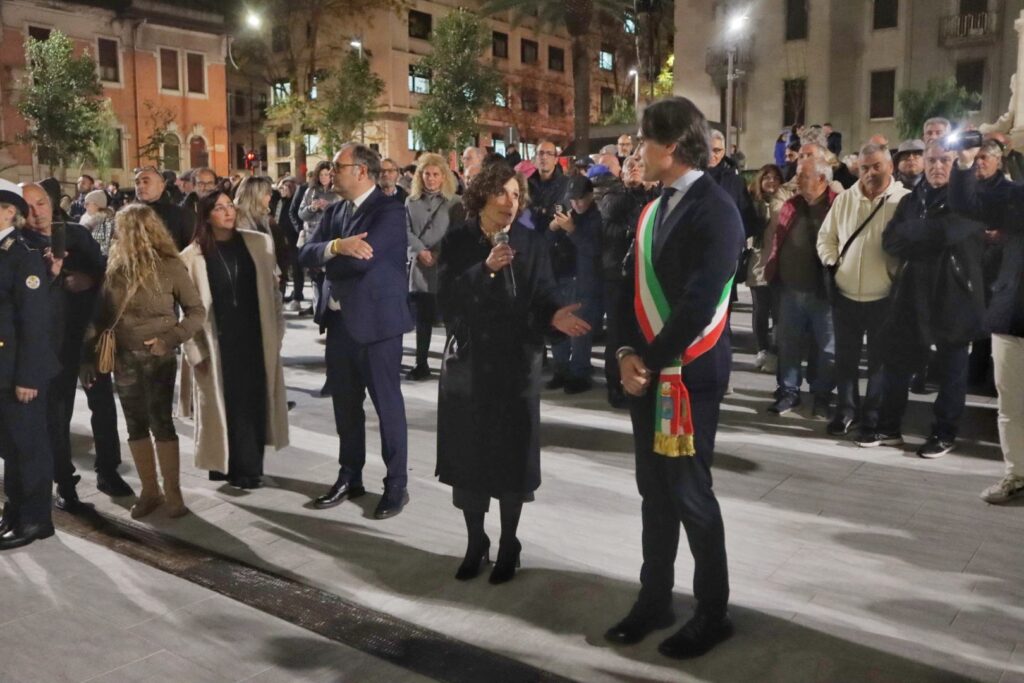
221;335;267;478
750;285;775;354
603;280;624;390
833;295;890;429
880;343;969;440
630;389;729;616
410;292;437;368
0;388;53;528
325;310;408;489
51;362;122;489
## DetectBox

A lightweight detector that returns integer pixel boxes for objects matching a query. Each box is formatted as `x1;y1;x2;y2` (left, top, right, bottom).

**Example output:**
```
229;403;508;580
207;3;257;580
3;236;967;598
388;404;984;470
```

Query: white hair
924;117;951;133
859;142;892;162
709;129;725;144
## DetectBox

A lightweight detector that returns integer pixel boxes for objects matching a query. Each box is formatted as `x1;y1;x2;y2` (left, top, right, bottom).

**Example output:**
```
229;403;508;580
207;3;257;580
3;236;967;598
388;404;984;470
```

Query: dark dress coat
435;219;561;497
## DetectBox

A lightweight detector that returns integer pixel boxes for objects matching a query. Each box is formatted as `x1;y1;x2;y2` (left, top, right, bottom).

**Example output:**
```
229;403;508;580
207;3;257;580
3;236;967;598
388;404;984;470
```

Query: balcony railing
704;46;753;89
940;12;1000;47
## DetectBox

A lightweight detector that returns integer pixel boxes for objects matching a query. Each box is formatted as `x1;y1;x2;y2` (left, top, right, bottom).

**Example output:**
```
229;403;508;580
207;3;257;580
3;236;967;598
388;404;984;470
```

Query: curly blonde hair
409;153;457;200
106;204;180;292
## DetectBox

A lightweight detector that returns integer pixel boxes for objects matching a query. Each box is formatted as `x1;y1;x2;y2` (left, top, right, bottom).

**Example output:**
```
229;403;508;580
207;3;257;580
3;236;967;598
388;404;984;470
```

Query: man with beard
133;167;195;251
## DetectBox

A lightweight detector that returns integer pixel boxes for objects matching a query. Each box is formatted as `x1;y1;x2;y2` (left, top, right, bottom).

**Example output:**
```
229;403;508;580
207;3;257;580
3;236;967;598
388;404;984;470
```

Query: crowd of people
0;94;1022;661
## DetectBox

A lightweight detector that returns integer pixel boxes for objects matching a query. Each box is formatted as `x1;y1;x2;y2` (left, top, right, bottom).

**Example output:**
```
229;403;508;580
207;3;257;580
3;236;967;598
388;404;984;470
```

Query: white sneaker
754;350;769;371
760;352;778;375
980;475;1024;504
285;300;302;312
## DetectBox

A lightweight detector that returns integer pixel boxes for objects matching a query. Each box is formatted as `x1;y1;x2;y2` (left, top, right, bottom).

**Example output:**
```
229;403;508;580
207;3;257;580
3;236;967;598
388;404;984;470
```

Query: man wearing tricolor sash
604;98;744;659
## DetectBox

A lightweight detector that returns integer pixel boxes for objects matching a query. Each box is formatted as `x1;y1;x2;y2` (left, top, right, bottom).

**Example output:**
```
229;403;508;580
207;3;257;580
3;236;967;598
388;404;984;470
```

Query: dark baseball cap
567;176;594;199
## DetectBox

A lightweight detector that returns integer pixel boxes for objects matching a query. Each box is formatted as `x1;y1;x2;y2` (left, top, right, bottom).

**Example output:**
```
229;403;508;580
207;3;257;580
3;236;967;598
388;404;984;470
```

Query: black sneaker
917;435;955;459
826;414;855;436
768;393;801;415
853;430;904;448
811;394;830;420
95;469;135;498
909;374;929;395
563;376;593;395
405;364;430;381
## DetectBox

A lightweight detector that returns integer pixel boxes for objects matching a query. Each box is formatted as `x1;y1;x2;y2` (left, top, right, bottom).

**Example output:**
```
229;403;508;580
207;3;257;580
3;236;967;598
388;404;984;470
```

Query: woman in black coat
436;163;590;584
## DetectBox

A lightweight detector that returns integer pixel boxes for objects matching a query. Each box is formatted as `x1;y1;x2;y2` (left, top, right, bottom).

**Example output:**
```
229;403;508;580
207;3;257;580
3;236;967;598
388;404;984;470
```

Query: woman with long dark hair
180;191;289;489
436;163;590;584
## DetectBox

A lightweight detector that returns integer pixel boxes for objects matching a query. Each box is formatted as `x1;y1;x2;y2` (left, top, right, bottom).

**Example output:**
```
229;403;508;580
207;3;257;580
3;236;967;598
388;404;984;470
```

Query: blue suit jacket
616;173;745;394
298;187;414;344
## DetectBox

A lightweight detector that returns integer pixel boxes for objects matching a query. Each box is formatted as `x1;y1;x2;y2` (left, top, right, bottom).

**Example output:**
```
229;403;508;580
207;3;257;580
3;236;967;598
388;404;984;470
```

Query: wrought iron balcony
940;11;1000;47
705;45;753;89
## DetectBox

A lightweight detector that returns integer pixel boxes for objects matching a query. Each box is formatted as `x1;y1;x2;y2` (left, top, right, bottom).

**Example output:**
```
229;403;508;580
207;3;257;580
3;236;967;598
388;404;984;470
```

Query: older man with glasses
377;158;408;203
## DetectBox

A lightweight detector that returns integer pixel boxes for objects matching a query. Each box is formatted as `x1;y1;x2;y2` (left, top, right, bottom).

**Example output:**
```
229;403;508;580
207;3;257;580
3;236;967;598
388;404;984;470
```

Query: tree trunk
571;34;590;160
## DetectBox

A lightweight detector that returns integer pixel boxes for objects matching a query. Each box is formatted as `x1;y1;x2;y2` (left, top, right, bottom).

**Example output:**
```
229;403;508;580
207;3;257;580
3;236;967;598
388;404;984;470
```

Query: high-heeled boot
128;439;163;519
488;537;521;585
455;510;490;580
154;440;189;518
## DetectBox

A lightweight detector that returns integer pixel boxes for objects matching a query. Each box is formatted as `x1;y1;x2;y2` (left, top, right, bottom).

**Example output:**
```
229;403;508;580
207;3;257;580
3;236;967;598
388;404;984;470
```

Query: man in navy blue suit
606;98;744;659
298;143;414;519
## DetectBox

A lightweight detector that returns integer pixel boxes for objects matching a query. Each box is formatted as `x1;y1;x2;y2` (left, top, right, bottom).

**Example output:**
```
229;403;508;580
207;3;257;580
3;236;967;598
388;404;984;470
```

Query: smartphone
51;221;67;260
943;130;983;151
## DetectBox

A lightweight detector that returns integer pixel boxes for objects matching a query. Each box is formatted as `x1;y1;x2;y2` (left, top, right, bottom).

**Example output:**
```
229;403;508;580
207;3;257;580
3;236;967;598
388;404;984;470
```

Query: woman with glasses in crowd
179;191;289;490
435;163;590;584
405;153;463;380
82;204;205;519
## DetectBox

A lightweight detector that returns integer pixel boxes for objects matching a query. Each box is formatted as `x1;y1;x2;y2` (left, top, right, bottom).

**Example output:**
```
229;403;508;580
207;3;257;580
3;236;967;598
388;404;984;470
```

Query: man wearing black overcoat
607;97;744;659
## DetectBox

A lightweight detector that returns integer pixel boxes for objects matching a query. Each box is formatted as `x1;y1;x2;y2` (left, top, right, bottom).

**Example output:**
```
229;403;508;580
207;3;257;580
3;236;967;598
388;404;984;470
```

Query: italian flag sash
634;198;734;457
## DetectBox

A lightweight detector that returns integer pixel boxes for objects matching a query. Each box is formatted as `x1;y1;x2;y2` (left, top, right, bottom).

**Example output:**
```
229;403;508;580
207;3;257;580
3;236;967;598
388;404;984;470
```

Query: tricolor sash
633;198;734;457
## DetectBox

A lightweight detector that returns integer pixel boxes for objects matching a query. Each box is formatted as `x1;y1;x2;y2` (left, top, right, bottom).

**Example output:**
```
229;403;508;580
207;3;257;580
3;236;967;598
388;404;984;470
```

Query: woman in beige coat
180;191;289;489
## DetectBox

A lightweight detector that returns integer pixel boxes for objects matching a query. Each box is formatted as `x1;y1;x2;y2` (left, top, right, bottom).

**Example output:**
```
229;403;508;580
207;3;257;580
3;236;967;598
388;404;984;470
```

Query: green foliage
318;52;385;153
18;31;105;174
136;100;177;167
480;0;631;32
654;54;674;98
86;101;121;178
409;10;504;153
601;96;636;126
897;78;982;140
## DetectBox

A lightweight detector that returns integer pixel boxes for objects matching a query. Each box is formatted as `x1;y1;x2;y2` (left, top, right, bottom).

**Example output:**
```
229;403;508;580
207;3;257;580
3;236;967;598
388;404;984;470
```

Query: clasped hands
330;232;373;260
619;353;653;397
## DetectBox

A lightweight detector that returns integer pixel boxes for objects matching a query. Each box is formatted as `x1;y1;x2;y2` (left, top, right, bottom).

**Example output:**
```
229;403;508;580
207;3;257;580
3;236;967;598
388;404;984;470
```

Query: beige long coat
178;230;289;472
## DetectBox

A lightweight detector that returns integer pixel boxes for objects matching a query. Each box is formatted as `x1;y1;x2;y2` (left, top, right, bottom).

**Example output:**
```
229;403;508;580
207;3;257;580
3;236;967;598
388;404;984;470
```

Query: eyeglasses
332;162;365;173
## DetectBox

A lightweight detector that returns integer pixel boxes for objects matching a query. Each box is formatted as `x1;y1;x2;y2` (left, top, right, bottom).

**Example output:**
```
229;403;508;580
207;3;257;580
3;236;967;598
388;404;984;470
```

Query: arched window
189;136;209;168
163;134;181;171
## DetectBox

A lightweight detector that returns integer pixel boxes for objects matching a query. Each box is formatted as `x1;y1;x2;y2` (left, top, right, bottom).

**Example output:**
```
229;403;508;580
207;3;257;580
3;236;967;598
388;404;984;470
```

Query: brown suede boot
128;439;163;519
155;440;189;519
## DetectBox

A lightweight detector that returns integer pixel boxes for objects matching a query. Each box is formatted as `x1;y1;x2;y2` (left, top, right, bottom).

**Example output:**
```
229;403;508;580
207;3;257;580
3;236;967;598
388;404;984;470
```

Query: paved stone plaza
1;294;1023;683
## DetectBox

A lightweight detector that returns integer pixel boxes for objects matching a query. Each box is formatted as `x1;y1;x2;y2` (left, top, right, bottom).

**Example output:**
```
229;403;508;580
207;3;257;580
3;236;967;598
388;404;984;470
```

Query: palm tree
481;0;632;157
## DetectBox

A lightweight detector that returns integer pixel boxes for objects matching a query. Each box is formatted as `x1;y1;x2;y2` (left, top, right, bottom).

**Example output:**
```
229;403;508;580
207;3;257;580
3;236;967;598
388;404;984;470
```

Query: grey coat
406;192;463;293
297;186;340;246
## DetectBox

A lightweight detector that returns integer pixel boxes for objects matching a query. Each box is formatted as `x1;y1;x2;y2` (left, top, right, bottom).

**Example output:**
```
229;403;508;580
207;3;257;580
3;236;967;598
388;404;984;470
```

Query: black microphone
492;231;516;297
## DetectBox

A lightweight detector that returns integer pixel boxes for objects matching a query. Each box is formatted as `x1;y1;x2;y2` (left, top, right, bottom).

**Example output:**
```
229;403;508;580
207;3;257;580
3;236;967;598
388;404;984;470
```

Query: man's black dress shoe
96;469;135;498
604;608;676;645
54;486;93;514
313;477;366;509
657;611;733;659
373;487;409;519
0;523;55;551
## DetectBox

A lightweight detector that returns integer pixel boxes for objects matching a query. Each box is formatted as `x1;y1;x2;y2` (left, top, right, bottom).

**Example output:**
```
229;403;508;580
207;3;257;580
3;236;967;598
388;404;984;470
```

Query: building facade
0;0;230;184
238;0;639;177
675;0;1024;167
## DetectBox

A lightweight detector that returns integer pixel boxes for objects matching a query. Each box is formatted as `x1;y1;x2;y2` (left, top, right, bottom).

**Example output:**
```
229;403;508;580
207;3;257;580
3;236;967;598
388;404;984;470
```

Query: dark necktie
655;186;677;236
338;201;354;237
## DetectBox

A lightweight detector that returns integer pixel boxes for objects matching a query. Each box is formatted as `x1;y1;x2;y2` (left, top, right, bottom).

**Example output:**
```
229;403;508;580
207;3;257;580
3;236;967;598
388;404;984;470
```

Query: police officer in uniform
0;179;58;550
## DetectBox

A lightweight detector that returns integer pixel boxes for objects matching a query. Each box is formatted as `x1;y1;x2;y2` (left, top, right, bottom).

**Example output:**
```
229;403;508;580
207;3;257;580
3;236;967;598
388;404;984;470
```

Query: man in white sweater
816;142;910;439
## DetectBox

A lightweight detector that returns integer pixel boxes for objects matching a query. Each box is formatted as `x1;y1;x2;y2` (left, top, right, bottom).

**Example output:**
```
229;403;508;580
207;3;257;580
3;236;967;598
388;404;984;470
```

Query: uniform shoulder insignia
25;275;41;290
0;236;13;251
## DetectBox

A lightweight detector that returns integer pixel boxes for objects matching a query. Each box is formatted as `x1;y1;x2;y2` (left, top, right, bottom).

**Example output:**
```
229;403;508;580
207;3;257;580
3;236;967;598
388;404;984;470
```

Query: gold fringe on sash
654;433;696;457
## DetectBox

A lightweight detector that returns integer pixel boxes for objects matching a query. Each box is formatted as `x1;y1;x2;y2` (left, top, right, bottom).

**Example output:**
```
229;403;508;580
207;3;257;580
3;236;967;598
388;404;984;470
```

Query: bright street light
628;68;639;111
350;39;362;50
727;13;748;35
245;11;262;29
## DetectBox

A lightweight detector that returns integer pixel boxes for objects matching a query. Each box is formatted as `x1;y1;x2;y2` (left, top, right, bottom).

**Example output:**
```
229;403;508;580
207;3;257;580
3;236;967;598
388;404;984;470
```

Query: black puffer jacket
708;158;758;238
592;173;645;282
881;181;987;351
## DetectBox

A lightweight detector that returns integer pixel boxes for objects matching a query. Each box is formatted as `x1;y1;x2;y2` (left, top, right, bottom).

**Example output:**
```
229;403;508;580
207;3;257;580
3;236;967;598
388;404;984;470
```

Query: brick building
0;0;230;184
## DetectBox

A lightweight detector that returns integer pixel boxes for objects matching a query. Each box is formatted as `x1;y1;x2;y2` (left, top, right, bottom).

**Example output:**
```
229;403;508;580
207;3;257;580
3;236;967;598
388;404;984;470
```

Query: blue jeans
551;278;600;379
776;286;835;397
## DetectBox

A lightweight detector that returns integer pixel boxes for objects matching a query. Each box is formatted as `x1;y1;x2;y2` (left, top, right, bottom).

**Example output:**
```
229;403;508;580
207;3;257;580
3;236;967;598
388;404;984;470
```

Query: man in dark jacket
872;141;987;458
377;158;408;203
707;130;757;237
949;141;1024;503
68;175;95;221
608;97;743;659
21;183;131;509
133;168;195;251
824;123;842;157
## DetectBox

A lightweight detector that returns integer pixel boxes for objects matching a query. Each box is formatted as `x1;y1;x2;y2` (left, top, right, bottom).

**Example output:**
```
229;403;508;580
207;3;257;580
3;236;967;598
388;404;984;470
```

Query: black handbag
439;326;472;399
824;195;888;305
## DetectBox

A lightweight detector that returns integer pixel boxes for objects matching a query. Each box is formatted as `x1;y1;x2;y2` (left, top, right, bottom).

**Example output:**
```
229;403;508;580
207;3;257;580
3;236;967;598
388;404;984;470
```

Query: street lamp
245;11;262;30
628;68;639;112
351;37;366;142
724;12;748;155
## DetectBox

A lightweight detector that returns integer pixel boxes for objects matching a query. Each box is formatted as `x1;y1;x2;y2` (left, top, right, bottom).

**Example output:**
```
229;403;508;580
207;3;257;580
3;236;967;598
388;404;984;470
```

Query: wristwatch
616;347;637;362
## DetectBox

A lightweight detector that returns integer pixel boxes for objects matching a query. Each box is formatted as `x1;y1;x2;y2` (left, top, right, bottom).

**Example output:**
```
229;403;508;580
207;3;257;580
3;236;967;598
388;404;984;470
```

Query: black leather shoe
373;487;409;519
0;503;15;536
826;414;855;436
657;611;733;659
455;534;491;581
488;538;522;584
605;607;676;645
54;482;93;514
229;476;263;490
96;469;135;498
405;364;430;381
313;476;366;509
0;522;55;551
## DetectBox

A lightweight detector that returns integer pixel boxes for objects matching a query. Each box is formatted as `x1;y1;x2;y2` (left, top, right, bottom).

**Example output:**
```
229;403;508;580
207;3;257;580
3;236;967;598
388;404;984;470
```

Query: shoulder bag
95;281;139;374
824;195;888;305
